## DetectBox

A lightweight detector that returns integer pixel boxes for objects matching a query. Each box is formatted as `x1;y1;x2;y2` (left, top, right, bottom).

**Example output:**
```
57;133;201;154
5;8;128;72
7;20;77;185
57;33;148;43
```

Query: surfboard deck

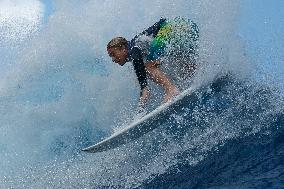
82;85;200;153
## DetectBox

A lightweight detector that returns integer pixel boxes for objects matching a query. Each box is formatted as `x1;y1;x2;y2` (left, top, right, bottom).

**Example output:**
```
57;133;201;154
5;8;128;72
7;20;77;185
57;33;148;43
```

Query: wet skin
107;46;180;106
107;47;128;66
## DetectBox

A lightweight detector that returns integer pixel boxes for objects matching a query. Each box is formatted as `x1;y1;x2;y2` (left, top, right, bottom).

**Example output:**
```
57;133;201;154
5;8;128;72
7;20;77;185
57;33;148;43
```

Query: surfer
107;17;199;109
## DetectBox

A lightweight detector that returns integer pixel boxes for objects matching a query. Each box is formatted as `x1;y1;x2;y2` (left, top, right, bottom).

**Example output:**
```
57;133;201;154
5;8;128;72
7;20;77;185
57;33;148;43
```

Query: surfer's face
107;47;128;66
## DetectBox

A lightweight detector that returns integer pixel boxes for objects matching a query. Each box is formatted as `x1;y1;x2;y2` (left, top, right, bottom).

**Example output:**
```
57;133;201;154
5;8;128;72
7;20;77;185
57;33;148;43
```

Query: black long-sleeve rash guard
130;47;148;90
126;18;166;93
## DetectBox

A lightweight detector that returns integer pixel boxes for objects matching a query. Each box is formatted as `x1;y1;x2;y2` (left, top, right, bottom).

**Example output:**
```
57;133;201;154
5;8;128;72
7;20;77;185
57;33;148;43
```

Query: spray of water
1;0;282;188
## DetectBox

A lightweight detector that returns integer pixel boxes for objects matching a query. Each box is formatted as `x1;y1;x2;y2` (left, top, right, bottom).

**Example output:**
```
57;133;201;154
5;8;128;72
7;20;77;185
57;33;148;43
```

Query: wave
138;76;284;189
1;0;283;188
2;74;282;189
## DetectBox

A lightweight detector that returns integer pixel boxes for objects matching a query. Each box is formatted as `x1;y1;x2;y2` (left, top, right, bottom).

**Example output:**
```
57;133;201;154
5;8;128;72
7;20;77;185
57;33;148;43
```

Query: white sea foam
0;0;43;43
1;0;273;188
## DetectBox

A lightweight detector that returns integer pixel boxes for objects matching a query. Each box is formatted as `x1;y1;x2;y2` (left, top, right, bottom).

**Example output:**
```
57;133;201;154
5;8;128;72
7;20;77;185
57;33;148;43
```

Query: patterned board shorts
147;17;199;62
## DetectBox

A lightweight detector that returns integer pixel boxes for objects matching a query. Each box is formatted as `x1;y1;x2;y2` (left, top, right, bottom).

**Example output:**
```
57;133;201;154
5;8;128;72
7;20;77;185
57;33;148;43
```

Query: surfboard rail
82;85;198;153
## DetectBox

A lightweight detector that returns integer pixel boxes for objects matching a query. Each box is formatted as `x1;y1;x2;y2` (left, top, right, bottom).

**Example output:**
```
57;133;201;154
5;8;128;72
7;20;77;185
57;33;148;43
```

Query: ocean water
0;0;283;188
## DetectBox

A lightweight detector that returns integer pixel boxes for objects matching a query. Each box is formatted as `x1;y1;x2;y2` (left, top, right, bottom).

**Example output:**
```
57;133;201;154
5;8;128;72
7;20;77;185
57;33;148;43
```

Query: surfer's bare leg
145;61;180;103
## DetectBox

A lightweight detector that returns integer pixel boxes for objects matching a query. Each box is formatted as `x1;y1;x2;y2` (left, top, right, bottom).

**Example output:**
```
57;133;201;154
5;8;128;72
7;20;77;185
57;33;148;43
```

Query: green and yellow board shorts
147;17;199;62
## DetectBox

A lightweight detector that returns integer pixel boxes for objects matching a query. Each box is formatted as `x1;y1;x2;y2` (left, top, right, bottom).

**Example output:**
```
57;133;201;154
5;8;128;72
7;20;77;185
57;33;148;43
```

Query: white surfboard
82;85;200;153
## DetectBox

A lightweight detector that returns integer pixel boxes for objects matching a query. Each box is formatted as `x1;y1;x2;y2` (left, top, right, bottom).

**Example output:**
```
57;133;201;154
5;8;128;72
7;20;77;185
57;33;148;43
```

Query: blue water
137;76;284;189
0;0;283;188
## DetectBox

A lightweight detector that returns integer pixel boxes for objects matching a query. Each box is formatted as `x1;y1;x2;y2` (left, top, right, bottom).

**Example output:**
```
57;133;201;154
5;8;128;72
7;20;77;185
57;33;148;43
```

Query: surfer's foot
162;87;180;104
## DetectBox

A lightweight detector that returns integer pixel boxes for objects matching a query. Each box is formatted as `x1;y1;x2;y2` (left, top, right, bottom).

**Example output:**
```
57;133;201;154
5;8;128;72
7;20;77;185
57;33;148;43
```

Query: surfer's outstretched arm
145;60;180;103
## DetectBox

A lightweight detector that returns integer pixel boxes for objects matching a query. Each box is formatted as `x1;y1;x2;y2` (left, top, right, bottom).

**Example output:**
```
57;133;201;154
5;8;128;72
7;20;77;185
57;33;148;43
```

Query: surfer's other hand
137;105;146;114
162;87;180;104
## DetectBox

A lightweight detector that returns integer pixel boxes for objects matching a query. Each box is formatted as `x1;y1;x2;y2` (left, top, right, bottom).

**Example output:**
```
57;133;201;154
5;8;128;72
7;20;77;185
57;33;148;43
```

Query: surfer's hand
162;87;180;104
134;105;147;120
137;105;146;114
139;87;150;108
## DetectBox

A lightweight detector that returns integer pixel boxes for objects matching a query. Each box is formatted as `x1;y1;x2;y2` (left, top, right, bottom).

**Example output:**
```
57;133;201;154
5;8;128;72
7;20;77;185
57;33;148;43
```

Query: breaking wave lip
90;75;284;189
4;74;283;189
136;77;284;189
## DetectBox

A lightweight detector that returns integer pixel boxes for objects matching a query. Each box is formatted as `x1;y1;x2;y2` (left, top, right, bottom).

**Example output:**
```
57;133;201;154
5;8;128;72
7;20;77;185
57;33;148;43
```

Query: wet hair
107;37;128;49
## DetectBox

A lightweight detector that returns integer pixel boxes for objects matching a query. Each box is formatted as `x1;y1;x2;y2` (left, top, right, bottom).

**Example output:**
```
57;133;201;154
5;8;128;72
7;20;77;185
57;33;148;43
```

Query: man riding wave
107;17;199;109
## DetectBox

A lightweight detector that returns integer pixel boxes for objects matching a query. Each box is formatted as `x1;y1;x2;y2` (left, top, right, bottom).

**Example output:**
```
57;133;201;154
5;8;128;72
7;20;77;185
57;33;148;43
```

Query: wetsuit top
126;18;167;92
